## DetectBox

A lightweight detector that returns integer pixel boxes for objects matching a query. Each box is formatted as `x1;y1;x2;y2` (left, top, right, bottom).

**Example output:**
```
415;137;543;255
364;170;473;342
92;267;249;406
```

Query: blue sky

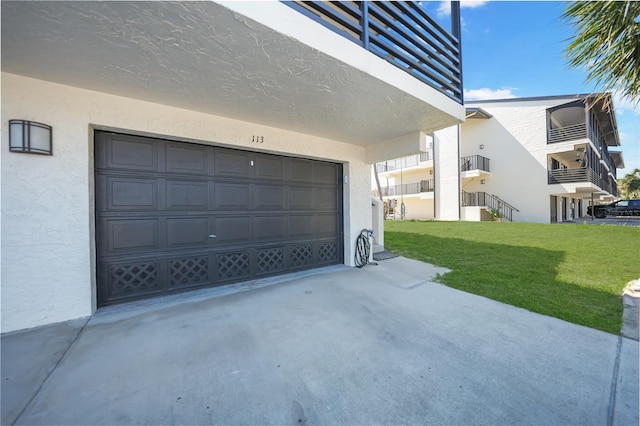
423;0;639;178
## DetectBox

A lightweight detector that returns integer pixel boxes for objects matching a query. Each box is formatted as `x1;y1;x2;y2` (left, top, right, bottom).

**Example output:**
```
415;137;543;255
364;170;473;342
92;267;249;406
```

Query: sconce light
480;179;486;184
479;144;485;150
9;120;52;155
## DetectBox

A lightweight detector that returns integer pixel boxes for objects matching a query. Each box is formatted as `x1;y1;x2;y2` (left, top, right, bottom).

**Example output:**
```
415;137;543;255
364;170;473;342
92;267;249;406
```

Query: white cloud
437;0;488;17
464;87;517;101
612;92;640;116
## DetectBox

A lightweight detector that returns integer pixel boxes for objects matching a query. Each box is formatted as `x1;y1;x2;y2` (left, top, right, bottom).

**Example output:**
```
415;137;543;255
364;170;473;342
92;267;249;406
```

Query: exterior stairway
461;191;520;221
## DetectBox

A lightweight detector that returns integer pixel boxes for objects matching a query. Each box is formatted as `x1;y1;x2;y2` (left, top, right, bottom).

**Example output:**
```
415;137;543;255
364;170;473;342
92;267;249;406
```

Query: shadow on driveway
2;257;638;425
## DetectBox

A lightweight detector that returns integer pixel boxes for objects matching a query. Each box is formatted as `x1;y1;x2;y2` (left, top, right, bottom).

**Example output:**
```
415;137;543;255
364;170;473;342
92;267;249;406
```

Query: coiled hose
355;229;373;268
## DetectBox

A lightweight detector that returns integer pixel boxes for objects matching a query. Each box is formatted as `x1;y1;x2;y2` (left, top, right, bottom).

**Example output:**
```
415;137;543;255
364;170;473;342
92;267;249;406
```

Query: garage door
95;131;343;306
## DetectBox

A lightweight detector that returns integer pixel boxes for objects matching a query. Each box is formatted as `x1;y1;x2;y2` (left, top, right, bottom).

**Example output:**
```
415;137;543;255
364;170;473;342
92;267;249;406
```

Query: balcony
547;167;617;196
285;1;463;103
381;179;434;197
548;123;587;144
376;151;433;173
460;155;490;179
548;167;600;185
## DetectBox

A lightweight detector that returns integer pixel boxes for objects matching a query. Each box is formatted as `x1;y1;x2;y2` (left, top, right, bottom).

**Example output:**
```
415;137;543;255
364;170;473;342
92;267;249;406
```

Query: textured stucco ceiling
2;1;459;145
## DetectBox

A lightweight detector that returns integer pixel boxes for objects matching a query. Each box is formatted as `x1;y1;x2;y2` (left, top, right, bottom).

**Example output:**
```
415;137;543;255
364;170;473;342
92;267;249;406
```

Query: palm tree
618;169;640;199
564;1;640;107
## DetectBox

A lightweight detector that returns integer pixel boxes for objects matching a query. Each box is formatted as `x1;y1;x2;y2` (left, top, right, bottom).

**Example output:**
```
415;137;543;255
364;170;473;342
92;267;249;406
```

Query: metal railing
547;167;618;196
376;151;432;173
461;191;519;222
461;155;490;172
381;179;434;196
547;167;600;185
283;1;463;103
548;123;587;144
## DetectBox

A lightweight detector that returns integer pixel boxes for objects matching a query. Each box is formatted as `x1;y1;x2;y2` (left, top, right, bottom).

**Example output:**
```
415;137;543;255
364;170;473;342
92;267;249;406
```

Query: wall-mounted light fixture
9;120;52;155
479;144;485;150
480;179;486;184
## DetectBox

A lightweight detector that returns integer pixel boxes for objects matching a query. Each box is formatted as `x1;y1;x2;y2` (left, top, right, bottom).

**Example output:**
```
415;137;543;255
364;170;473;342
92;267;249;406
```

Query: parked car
587;200;640;218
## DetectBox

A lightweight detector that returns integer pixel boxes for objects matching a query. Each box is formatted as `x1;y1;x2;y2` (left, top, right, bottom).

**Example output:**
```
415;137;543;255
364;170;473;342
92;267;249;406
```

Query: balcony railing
547;167;618;196
284;1;463;103
376;151;432;172
381;179;434;196
461;155;490;172
548;123;587;144
547;167;599;186
461;191;519;222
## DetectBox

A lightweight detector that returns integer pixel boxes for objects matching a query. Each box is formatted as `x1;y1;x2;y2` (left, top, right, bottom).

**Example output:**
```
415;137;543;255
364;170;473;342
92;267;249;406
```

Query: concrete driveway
2;257;638;425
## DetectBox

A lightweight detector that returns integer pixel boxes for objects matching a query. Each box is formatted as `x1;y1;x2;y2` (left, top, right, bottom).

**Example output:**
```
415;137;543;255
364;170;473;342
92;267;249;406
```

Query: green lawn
383;220;640;334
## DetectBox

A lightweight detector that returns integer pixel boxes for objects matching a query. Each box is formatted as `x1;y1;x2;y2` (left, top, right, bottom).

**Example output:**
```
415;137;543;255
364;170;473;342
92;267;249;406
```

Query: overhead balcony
547;167;618;197
376;151;433;174
380;179;434;198
460;155;490;179
1;1;465;162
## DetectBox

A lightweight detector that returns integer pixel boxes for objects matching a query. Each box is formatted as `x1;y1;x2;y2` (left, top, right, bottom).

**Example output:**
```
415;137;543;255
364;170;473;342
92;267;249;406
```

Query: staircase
461;191;520;222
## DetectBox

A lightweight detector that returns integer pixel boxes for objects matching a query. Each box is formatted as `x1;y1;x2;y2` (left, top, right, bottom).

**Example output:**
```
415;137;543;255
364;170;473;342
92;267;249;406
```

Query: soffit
1;1;459;145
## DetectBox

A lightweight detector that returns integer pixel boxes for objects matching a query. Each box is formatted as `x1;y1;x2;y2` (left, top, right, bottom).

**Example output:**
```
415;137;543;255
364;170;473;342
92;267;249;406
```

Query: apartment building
1;1;464;332
375;94;624;224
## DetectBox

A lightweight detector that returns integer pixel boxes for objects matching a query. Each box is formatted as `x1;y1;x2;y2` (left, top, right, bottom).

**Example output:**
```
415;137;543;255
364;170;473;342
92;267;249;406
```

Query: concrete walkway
2;257;638;425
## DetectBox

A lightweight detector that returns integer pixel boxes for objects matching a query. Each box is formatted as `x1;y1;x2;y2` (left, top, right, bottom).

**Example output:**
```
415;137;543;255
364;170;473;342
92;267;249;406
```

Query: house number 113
252;135;264;143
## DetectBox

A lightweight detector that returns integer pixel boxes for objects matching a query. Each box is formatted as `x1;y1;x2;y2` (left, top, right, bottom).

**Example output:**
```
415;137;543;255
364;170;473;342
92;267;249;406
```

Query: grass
384;220;640;334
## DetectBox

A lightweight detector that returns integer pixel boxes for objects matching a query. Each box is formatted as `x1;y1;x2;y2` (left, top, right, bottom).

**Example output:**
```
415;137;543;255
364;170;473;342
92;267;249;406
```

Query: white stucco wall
459;98;589;224
434;127;460;220
1;73;372;333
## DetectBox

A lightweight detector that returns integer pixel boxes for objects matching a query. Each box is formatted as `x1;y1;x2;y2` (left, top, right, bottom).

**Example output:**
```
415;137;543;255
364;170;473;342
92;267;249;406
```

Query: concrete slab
1;317;88;425
2;258;638;425
613;337;640;426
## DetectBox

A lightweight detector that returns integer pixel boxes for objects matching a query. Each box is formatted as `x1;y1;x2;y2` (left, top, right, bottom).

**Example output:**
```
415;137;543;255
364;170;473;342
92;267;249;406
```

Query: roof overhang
610;151;625;169
465;107;492;119
1;1;464;147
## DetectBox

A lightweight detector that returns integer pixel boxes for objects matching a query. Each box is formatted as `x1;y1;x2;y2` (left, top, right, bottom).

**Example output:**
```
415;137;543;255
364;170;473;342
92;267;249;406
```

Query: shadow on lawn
385;231;623;335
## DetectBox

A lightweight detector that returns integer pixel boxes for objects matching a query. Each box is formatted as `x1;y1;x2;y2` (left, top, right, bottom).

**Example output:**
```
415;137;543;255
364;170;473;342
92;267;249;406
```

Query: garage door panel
289;215;314;238
106;260;162;301
287;158;314;182
217;251;251;281
214;216;251;244
316;214;339;237
167;217;209;249
166;180;208;210
103;219;160;254
96;131;343;307
253;216;286;242
215;183;251;210
166;143;208;175
257;247;285;275
169;255;211;289
101;177;158;211
255;154;284;180
314;162;339;184
318;240;340;264
253;184;285;210
215;149;252;177
105;135;159;172
289;186;315;210
317;187;338;210
288;244;314;269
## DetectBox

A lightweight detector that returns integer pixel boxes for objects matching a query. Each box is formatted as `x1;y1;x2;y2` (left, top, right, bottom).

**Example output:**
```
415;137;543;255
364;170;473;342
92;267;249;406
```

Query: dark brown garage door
95;131;343;306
